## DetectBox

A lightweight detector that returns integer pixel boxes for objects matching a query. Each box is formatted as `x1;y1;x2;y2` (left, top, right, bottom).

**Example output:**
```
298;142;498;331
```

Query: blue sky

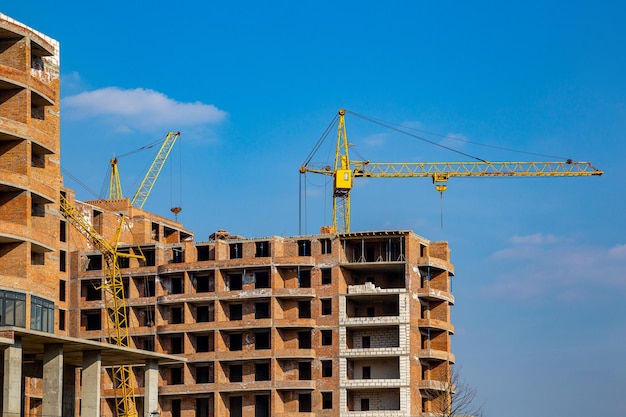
5;2;626;415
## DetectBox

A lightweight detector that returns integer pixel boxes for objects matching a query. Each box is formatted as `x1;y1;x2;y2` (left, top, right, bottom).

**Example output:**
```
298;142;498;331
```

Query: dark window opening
196;365;211;383
171;306;183;324
298;393;311;412
85;281;101;301
255;394;270;417
230;364;243;382
196;334;212;352
229;334;243;351
197;305;213;322
367;306;375;317
171;399;181;417
143;277;156;297
360;398;370;411
255;241;270;257
59;280;66;301
255;271;270;288
230;396;242;417
196;398;210;417
321;298;332;315
143;337;154;351
170;367;183;384
362;366;371;379
298;240;311;256
59;221;66;242
117;250;130;269
321;268;331;285
321;238;332;254
255;301;270;319
298;301;311;318
229;243;242;259
170;276;184;294
298;331;311;349
172;247;184;263
255;362;270;381
298;269;311;288
322;360;332;377
197;245;210;261
151;222;160;241
196;274;214;292
322;392;333;409
362;336;371;349
170;336;183;354
230;304;242;321
143;248;156;266
31;251;44;265
255;331;270;350
31;201;45;217
321;330;332;346
229;274;242;291
58;309;65;331
85;312;101;331
298;362;312;380
86;254;102;271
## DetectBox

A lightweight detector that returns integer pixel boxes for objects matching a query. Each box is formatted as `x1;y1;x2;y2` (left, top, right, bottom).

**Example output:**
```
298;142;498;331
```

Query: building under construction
0;13;455;417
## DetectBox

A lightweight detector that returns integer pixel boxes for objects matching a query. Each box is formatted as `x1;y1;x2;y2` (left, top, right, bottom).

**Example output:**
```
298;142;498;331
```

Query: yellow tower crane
300;109;604;233
109;131;181;213
60;193;145;417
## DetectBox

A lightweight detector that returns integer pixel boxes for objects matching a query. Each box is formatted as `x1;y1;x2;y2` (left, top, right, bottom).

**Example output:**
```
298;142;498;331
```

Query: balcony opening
195;273;214;292
196;304;214;322
230;396;242;417
169;275;184;294
85;311;101;331
84;281;101;301
172;247;184;263
197;245;211;261
142;247;156;266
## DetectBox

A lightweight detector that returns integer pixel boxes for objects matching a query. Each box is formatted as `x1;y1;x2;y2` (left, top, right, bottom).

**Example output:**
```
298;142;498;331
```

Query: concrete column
144;360;159;417
2;337;22;417
43;343;63;417
81;350;101;417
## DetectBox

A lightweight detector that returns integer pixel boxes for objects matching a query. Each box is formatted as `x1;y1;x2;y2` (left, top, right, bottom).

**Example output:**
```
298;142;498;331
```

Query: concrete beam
42;343;63;417
2;337;22;417
81;350;101;417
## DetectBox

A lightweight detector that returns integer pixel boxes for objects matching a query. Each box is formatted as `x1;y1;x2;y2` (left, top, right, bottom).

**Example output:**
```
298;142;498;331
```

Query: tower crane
109;131;181;213
60;193;145;417
300;109;604;233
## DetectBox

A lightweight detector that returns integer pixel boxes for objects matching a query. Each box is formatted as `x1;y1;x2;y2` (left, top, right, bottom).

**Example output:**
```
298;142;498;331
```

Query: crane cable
346;109;573;161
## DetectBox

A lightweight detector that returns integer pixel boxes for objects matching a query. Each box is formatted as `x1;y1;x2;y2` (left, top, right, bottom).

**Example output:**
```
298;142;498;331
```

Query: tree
423;366;484;417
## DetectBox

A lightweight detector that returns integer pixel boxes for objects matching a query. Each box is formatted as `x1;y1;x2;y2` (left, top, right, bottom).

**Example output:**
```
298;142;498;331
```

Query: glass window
0;291;26;327
31;296;54;333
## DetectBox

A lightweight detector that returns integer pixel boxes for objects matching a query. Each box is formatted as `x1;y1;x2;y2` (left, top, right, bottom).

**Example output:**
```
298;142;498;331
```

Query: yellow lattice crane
60;193;145;417
109;131;181;212
300;109;604;233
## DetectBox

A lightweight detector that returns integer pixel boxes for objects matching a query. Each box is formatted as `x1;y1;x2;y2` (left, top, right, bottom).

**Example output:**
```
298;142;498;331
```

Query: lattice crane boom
131;131;180;209
300;109;604;233
59;193;145;417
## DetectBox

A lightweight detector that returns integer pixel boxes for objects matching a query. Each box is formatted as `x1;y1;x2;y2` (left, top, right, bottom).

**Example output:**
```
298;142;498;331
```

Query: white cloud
482;236;626;301
62;87;227;132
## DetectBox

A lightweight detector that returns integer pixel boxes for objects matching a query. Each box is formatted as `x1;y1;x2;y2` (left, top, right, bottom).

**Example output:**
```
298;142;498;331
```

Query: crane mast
300;109;604;233
60;193;145;417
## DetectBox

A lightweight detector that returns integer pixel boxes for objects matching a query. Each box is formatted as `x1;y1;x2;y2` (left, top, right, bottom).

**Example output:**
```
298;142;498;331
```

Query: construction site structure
300;109;603;233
